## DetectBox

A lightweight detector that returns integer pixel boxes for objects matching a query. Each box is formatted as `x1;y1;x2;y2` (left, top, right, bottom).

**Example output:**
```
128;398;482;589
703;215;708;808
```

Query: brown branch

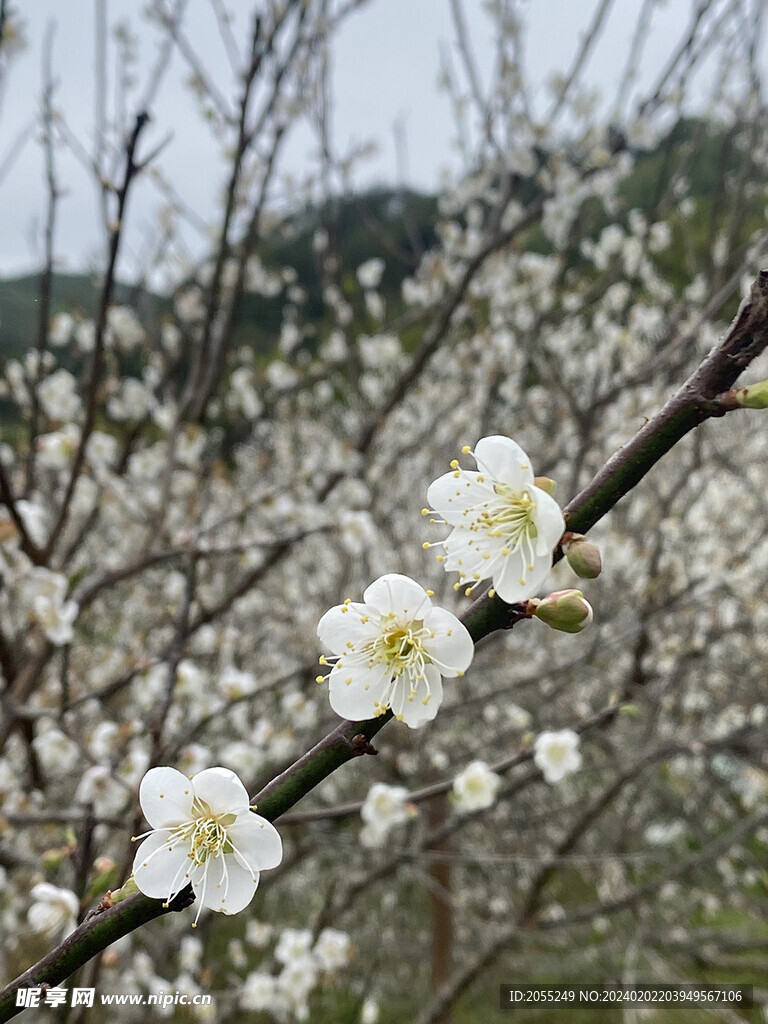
42;111;152;560
24;21;60;497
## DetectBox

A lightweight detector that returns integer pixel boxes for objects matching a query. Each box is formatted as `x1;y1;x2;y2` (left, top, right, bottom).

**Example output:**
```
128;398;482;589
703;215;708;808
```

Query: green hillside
0;187;437;364
0;118;755;365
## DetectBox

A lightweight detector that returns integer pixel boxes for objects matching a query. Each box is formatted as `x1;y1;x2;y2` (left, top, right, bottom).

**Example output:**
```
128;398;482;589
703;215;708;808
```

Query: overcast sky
0;1;717;280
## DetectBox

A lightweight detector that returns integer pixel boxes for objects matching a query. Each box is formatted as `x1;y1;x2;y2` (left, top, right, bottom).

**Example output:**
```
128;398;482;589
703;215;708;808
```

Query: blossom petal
532;488;566;551
473;436;534;488
399;668;443;728
423;607;474;675
426;471;495;526
442;529;502;576
317;603;377;653
492;547;552;604
362;574;431;619
192;767;250;815
190;853;259;914
214;861;260;914
139;766;194;828
132;832;191;899
228;813;283;871
328;662;391;721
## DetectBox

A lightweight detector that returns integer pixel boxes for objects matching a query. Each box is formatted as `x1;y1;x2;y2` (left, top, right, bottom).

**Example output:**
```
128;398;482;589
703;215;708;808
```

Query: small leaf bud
534;475;556;497
41;847;69;871
532;589;593;633
564;535;602;578
109;877;139;903
733;379;768;409
619;703;641;718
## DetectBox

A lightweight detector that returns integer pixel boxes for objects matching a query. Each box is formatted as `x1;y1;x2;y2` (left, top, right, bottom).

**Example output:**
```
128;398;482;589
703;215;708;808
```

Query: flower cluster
315;436;595;742
316;436;590;735
241;925;352;1019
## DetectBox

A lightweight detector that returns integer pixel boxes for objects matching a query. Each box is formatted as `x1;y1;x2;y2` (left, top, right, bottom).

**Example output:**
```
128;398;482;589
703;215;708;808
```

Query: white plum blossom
648;221;672;253
359;333;401;369
179;934;204;973
356;257;385;289
644;821;687;845
33;594;78;645
319;329;348;363
107;305;145;351
246;919;273;948
75;319;96;352
24;568;78;645
49;312;74;346
359;782;413;848
174;287;206;324
365;291;385;320
279;321;302;356
278;957;317;1020
241;972;281;1013
313;228;329;252
266;360;299;390
505;703;533;730
452;760;501;813
38;370;81;422
426;436;565;603
14;499;47;546
338;509;378;555
75;765;128;816
86;430;119;468
27;883;79;938
313;928;352;971
229;367;263;419
218;665;257;700
89;721;120;761
131;766;282;922
108;377;154;421
275;927;314;965
360;997;380;1024
533;729;582;784
280;690;317;730
36;425;80;470
317;574;474;728
23;567;66;606
32;726;81;775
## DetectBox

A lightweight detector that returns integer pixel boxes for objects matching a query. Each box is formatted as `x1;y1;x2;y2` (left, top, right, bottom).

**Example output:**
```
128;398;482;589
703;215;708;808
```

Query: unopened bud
109;877;139;903
534;476;556;497
41;847;69;870
619;703;640;717
85;858;120;903
532;589;593;633
732;379;768;409
564;535;602;578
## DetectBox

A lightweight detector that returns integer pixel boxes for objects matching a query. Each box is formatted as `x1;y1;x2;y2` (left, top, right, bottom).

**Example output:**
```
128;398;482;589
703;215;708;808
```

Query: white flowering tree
2;1;768;1021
